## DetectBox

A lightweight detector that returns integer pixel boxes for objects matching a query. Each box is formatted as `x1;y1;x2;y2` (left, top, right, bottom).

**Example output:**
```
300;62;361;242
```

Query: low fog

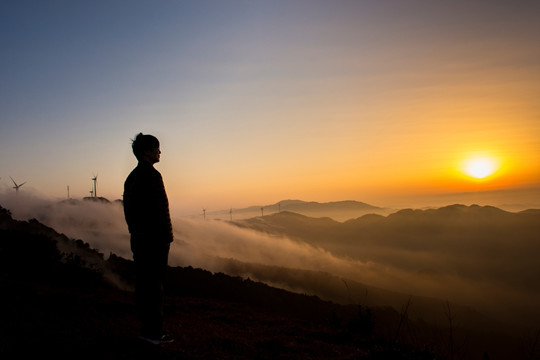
0;191;383;286
1;189;539;331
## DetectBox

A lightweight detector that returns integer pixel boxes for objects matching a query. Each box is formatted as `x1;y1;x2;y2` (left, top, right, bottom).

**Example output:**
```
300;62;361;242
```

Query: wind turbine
91;173;98;198
202;208;206;220
10;177;26;192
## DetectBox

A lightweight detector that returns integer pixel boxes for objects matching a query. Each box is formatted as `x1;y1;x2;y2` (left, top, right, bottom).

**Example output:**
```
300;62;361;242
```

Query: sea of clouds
1;188;539;329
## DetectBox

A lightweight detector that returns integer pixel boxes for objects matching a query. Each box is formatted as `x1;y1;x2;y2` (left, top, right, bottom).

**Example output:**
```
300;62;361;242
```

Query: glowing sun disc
463;157;498;179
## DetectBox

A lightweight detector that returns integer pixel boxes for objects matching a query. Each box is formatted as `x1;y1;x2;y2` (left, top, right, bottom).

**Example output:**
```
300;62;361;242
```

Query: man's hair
132;133;160;160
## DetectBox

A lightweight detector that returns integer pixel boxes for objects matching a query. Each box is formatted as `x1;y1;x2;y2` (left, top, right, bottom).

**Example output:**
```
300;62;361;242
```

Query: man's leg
134;243;170;338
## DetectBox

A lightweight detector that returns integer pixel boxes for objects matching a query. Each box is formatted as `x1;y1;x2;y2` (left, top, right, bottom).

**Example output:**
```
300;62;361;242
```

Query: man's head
132;133;161;163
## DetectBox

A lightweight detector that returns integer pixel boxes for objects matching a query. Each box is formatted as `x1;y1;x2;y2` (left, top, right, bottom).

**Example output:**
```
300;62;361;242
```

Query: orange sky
1;1;539;215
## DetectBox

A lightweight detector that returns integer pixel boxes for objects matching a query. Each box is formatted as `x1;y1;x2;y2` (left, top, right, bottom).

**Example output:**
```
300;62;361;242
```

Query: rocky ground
0;276;437;360
0;205;435;359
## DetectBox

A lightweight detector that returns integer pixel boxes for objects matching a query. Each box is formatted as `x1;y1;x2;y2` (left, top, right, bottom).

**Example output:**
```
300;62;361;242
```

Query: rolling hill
202;200;392;222
232;205;540;329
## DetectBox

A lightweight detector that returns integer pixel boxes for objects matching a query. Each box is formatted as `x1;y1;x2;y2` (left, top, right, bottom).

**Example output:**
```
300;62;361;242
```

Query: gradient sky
1;0;539;215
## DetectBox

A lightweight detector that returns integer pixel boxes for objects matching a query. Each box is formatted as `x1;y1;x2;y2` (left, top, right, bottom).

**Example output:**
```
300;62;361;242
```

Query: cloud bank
1;190;539;329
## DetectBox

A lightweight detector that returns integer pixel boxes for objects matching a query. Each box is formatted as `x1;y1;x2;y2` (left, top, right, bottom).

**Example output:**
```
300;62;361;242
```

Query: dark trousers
132;240;170;337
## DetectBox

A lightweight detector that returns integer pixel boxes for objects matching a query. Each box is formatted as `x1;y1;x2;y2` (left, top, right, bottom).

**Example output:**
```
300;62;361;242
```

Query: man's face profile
143;147;161;164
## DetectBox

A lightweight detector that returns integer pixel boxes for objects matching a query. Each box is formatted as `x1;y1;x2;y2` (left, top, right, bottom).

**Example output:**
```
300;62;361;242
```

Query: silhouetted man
123;133;174;344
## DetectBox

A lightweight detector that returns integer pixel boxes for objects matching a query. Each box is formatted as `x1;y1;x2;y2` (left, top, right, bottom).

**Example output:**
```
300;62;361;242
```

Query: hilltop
0;205;437;359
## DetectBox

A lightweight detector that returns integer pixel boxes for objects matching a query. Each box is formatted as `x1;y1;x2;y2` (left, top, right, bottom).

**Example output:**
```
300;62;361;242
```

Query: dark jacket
123;161;173;246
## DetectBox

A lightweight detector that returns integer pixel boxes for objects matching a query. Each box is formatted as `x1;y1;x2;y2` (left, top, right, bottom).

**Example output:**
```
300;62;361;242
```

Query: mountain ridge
233;203;540;329
205;199;392;222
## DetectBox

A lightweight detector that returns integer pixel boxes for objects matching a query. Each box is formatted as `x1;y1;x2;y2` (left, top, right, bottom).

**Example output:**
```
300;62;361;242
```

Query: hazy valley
1;190;539;358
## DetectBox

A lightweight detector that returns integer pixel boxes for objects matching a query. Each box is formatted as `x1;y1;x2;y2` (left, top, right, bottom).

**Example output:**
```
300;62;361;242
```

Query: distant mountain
82;196;111;203
234;204;540;330
519;208;540;215
206;199;392;222
236;204;540;255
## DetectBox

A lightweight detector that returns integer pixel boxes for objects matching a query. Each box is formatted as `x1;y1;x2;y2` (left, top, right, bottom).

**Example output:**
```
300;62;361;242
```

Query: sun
462;156;499;179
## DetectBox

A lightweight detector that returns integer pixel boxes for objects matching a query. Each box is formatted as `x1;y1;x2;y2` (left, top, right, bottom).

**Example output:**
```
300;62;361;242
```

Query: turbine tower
92;174;98;198
202;208;206;220
9;177;26;192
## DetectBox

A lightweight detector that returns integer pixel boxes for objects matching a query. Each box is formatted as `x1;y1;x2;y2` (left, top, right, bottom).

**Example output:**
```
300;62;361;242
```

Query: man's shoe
138;333;175;345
